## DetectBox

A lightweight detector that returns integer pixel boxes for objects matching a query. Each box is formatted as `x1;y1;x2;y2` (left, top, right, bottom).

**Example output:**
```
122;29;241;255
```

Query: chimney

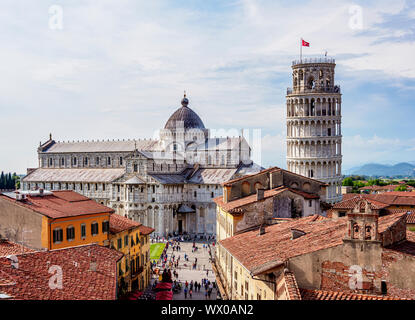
89;261;97;272
257;188;265;201
259;224;266;236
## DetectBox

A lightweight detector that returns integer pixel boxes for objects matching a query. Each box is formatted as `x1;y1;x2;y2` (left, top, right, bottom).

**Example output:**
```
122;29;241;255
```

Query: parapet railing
287;85;341;95
292;57;335;65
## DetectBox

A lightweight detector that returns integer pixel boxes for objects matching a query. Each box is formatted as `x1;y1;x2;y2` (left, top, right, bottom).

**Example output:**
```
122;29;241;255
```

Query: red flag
302;39;310;47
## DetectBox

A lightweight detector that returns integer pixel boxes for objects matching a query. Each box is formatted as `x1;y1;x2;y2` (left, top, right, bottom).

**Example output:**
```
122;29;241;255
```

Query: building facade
215;199;415;300
286;57;342;203
0;190;113;250
21;95;261;237
214;166;328;242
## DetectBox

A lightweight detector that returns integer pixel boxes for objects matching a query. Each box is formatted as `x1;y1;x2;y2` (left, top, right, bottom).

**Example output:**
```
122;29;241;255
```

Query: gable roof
214;186;319;214
222;167;327;187
39;139;160;153
0;190;114;219
299;288;406;300
333;193;415;210
22;168;125;183
138;225;155;236
110;214;141;234
219;213;407;275
0;244;123;300
0;240;35;257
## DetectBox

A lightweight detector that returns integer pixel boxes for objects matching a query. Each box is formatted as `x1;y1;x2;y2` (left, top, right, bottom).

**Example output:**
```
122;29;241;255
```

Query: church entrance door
178;220;183;234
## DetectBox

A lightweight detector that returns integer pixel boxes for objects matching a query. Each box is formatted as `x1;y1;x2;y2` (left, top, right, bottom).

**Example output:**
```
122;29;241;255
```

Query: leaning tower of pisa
286;57;342;203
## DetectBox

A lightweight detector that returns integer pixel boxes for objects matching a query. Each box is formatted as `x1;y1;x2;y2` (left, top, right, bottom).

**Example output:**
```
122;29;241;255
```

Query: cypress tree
0;171;4;189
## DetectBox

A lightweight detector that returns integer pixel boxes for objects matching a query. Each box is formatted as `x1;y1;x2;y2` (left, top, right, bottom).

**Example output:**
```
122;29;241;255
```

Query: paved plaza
151;240;219;300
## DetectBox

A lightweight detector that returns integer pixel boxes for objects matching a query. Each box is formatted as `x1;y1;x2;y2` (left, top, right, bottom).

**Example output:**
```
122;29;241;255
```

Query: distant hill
345;162;415;177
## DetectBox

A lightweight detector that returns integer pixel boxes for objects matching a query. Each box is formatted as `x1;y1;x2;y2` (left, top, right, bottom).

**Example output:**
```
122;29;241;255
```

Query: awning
211;262;228;300
155;291;173;300
155;282;172;290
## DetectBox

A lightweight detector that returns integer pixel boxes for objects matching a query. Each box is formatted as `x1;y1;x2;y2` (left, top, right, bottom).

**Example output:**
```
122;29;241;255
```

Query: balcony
292;57;335;65
287;85;341;95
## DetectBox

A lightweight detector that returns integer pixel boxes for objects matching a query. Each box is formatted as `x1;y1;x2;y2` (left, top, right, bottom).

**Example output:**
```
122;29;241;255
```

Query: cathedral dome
164;94;205;130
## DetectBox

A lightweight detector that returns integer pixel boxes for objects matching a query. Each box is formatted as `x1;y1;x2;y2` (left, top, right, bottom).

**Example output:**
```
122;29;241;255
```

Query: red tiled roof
333;192;415;210
406;212;415;224
332;194;389;210
222;167;327;187
365;193;415;206
0;191;114;219
284;271;302;300
0;240;35;257
214;186;319;213
0;244;123;300
138;225;155;236
110;214;141;234
359;185;400;191
300;288;406;300
219;213;407;275
383;191;415;197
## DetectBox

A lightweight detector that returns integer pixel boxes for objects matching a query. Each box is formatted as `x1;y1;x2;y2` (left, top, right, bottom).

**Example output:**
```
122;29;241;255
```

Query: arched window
308;77;315;89
242;182;250;196
254;182;263;190
353;223;359;239
365;226;372;240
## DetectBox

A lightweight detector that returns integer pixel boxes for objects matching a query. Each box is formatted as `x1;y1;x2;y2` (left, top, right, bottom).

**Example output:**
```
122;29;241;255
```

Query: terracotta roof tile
219;213;407;275
138;225;155;235
222;167;327;187
214;186;319;214
110;214;141;234
0;244;123;300
0;240;35;257
406;212;415;224
332;194;389;210
0;191;114;219
300;288;406;300
283;271;301;300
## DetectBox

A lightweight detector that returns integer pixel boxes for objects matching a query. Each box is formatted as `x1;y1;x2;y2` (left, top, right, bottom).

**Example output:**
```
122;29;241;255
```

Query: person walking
189;288;193;299
184;287;188;299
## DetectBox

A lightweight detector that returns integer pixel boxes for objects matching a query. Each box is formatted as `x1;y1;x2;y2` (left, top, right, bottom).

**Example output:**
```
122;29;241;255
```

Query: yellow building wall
45;213;111;250
140;234;151;290
109;227;143;294
216;244;276;300
216;206;243;242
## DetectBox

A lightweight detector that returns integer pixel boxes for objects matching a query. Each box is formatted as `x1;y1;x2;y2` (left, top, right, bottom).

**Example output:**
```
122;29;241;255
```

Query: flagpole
300;38;302;62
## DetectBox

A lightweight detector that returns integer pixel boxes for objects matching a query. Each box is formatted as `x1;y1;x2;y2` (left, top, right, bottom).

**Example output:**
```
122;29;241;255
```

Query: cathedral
21;94;261;237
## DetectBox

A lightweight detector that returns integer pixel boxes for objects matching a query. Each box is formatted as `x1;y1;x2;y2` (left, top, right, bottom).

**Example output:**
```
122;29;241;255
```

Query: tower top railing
292;57;335;66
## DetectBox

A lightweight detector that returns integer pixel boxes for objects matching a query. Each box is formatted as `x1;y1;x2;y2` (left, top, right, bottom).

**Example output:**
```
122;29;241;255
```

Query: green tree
395;185;407;191
342;177;354;186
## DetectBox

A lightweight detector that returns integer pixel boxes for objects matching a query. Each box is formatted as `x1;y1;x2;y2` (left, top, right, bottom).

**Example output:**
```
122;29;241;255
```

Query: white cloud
0;0;414;172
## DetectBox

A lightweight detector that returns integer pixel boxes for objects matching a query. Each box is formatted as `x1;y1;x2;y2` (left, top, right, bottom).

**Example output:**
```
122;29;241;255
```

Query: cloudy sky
1;0;414;173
